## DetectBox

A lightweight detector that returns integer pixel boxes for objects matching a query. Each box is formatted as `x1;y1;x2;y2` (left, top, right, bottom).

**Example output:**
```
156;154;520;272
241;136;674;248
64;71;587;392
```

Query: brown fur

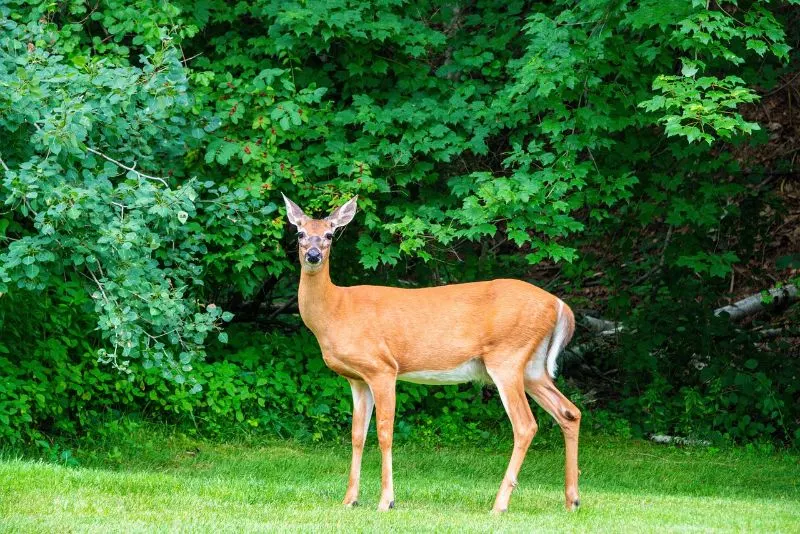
283;195;581;513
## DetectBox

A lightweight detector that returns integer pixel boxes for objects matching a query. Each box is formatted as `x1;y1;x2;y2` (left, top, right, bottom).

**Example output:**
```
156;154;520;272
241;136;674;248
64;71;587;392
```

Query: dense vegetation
1;0;798;449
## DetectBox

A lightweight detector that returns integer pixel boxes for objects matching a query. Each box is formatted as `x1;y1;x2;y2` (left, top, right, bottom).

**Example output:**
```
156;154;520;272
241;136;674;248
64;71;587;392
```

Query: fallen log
579;284;798;336
713;284;798;321
650;434;711;447
582;315;624;335
565;284;798;362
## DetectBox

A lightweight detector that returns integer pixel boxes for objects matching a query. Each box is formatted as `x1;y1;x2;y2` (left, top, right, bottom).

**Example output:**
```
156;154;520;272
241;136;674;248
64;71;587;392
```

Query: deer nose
306;248;322;264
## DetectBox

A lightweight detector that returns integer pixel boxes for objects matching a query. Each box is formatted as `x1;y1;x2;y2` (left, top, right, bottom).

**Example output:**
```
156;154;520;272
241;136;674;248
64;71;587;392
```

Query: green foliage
0;310;511;445
0;8;228;382
1;0;798;447
640;74;760;144
0;274;511;444
592;276;800;446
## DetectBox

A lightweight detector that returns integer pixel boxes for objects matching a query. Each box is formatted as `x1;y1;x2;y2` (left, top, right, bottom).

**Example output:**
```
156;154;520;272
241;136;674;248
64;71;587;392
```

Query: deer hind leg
369;376;397;511
525;377;581;511
343;379;374;507
486;365;538;514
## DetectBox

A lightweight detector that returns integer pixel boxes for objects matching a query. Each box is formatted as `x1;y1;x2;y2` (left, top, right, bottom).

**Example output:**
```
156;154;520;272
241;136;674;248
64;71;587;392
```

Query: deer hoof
344;500;358;508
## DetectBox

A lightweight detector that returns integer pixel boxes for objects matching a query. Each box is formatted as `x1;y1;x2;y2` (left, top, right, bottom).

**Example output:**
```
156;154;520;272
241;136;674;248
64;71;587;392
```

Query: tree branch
87;267;109;303
85;147;170;187
632;225;673;286
267;296;299;320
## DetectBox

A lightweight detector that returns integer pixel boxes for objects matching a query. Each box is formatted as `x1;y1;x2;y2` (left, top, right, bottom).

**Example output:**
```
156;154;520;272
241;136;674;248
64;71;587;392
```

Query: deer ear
281;193;309;227
326;195;358;229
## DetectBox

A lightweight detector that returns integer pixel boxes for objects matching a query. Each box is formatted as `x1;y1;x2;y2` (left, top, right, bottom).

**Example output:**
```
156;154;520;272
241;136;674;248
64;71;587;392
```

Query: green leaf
24;264;40;279
681;60;699;78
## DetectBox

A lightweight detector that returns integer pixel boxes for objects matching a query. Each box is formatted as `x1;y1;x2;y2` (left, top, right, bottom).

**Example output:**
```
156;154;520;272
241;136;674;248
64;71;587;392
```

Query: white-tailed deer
282;193;581;514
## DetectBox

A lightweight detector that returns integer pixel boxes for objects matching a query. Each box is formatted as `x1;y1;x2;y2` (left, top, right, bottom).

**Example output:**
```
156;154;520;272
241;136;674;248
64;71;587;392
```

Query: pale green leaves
680;59;700;78
0;15;230;384
640;74;760;144
638;2;792;145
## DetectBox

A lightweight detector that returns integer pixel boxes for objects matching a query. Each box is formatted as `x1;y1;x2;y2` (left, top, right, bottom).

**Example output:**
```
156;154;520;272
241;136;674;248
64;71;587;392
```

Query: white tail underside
546;299;569;378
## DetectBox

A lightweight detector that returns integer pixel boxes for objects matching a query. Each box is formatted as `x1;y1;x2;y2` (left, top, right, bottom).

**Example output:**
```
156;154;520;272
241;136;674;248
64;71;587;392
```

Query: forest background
1;0;798;451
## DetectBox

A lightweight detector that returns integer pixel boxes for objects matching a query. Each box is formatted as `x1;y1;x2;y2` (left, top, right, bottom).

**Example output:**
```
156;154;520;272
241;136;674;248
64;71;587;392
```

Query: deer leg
343;379;374;507
526;378;581;511
487;368;538;514
369;376;397;511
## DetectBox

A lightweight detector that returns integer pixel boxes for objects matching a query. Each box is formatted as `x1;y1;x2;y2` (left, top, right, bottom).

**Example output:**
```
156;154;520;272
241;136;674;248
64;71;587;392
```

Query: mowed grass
1;431;799;533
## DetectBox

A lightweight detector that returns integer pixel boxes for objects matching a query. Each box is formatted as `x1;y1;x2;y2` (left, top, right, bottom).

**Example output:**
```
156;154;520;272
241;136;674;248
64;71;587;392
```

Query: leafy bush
0;277;513;445
0;312;524;446
1;0;798;448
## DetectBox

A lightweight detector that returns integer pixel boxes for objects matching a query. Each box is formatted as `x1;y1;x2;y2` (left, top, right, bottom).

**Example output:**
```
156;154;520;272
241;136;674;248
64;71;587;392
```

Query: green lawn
1;431;798;533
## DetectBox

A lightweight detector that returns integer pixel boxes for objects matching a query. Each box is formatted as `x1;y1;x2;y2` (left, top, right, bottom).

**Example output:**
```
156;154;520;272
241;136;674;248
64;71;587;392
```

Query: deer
281;193;581;514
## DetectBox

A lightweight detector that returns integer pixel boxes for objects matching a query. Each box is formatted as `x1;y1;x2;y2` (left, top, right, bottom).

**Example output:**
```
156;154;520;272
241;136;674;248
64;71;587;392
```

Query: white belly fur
398;358;492;385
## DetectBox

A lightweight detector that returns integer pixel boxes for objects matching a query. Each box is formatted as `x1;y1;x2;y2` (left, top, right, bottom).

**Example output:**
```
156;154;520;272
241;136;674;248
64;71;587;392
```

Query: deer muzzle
306;248;322;264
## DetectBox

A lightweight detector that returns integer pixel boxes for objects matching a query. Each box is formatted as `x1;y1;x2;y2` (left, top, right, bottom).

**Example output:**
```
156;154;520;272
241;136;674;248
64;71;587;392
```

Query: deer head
282;193;358;273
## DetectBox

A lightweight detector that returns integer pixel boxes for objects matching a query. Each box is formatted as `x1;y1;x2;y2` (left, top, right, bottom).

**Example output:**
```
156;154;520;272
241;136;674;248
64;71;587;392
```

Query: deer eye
324;232;334;240
297;231;306;239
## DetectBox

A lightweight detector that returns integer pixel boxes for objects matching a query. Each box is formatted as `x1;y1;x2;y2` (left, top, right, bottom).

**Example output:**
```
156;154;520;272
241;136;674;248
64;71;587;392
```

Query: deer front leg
343;379;374;507
370;376;397;511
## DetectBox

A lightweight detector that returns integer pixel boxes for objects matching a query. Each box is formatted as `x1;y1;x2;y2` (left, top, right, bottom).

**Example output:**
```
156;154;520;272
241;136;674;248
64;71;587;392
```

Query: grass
1;429;799;533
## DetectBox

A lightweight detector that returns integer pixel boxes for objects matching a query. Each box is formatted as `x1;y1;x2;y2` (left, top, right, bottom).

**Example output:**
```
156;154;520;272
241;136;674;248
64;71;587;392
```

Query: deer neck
297;261;340;334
